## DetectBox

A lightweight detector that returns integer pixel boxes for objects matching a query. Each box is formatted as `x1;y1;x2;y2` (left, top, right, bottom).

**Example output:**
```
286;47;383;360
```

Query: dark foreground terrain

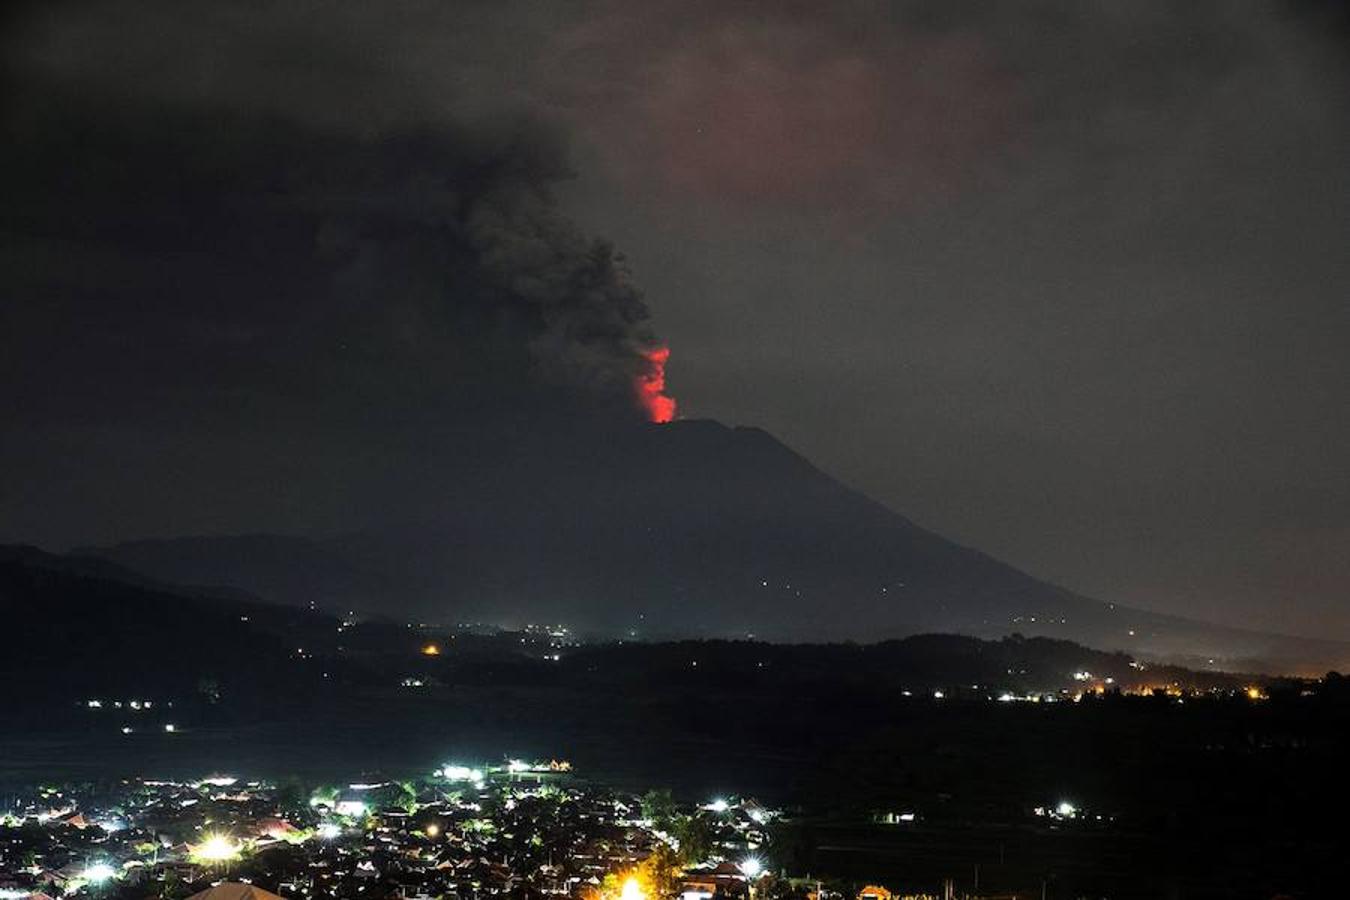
4;546;1348;898
5;665;1348;899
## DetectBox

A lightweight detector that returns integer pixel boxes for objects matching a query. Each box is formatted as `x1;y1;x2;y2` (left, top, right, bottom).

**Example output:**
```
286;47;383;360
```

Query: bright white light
507;759;530;773
191;834;241;862
619;877;644;900
317;823;342;840
99;819;127;832
705;798;729;813
335;800;367;817
932;690;945;700
81;864;116;884
1056;801;1076;817
738;858;763;879
439;765;484;782
898;812;916;822
199;776;237;787
164;724;176;733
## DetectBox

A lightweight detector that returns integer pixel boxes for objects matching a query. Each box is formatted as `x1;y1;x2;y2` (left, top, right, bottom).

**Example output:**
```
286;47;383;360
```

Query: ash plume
1;6;676;433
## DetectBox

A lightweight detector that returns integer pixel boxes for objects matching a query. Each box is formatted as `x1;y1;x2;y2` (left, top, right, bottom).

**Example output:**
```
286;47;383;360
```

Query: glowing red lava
636;346;677;423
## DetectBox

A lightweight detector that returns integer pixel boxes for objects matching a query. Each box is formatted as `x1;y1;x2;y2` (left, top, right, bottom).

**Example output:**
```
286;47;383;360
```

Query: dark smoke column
636;346;677;423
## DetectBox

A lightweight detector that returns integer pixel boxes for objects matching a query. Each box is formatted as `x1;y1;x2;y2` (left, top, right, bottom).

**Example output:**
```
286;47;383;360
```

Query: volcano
84;419;1349;672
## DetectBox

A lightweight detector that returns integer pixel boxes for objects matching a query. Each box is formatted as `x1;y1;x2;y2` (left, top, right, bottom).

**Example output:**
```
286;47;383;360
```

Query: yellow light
421;644;441;656
1246;686;1265;700
620;877;644;900
425;823;440;838
191;834;241;863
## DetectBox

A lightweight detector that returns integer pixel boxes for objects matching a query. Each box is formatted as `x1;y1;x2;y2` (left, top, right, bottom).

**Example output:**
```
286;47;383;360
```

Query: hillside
0;545;357;715
83;420;1350;673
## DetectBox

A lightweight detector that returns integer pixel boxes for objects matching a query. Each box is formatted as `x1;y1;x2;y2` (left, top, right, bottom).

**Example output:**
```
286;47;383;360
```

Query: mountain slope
83;420;1350;672
0;545;355;710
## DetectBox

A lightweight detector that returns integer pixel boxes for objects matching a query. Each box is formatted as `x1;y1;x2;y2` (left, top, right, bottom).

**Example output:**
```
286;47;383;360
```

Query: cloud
1;10;671;433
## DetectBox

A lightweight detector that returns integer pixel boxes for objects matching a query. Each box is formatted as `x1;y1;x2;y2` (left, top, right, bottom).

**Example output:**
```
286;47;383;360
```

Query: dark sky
2;1;1348;639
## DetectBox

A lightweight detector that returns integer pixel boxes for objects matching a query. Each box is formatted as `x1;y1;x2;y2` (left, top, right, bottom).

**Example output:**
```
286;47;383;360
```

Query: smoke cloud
0;9;674;435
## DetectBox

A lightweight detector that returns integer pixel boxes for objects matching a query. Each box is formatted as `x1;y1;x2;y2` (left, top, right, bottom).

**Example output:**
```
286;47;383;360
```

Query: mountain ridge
74;419;1350;674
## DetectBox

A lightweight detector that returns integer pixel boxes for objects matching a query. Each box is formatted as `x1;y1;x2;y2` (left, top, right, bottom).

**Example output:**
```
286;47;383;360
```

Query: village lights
192;834;242;863
80;864;117;884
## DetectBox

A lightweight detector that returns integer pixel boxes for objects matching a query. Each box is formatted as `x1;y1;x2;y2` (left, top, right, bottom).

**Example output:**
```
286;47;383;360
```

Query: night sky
3;1;1348;639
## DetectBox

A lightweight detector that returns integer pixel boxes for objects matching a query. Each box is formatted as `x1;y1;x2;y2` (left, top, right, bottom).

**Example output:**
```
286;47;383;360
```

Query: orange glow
636;346;677;423
421;643;441;656
620;877;644;900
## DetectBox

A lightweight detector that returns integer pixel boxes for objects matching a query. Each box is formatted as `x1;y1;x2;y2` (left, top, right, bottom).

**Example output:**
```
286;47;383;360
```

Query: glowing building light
705;798;729;813
1056;801;1076;818
81;864;117;884
421;643;441;656
191;834;242;863
739;858;763;879
619;878;645;900
316;823;342;840
439;765;484;782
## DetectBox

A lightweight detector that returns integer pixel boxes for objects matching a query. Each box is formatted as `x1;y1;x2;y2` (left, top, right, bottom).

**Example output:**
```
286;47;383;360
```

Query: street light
191;834;241;864
740;858;763;900
81;864;116;885
620;876;645;900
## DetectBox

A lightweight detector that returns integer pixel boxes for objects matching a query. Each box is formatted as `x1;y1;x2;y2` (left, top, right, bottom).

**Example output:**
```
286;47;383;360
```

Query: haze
2;0;1347;640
